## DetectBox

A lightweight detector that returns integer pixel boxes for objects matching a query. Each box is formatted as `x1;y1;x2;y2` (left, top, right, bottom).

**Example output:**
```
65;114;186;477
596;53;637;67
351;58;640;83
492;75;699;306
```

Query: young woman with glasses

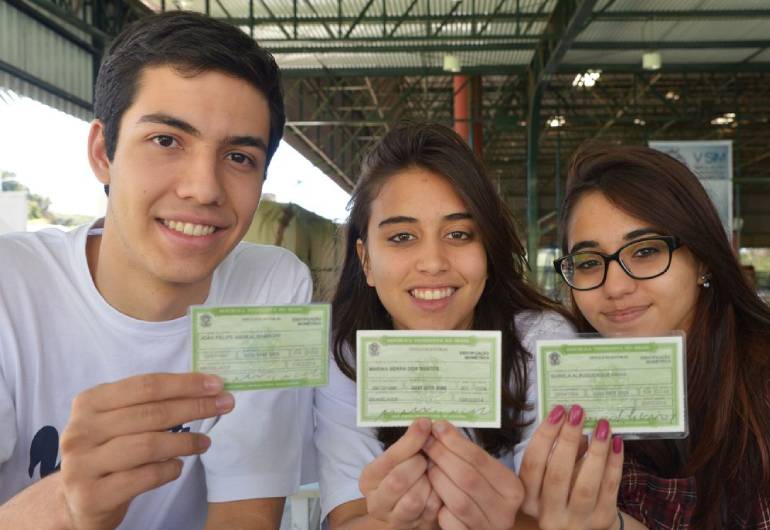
315;123;627;530
554;144;770;529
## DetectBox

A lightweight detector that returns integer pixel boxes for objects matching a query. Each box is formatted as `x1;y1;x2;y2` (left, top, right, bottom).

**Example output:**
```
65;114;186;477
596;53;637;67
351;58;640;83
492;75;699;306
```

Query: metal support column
525;0;597;281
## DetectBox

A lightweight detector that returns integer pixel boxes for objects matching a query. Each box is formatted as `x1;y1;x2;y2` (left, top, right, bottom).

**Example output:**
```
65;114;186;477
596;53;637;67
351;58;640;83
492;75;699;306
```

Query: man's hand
60;372;234;530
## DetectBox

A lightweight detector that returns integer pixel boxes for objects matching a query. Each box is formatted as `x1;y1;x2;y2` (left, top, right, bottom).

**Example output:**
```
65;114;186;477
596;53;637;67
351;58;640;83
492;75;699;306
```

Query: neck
86;229;212;322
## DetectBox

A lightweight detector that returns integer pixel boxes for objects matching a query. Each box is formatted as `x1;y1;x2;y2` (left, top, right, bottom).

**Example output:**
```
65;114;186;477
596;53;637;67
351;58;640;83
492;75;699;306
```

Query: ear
696;260;712;286
356;238;375;287
87;120;111;186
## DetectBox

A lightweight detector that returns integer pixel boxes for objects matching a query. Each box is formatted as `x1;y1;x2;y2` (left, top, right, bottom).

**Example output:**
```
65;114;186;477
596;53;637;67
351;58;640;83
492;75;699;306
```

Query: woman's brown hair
559;144;770;527
332;122;573;455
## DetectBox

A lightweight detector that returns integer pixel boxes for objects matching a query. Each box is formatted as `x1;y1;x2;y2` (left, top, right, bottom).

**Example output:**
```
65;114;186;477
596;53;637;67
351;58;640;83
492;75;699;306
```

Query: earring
699;274;711;288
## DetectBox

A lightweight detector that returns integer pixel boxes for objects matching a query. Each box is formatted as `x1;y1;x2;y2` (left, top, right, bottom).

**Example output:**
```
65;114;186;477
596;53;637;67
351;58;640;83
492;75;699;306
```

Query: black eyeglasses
554;236;682;291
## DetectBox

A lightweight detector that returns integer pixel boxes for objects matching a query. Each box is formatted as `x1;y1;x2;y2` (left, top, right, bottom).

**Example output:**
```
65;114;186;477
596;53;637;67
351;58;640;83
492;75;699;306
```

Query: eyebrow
138;113;267;152
377;212;472;228
569;227;662;253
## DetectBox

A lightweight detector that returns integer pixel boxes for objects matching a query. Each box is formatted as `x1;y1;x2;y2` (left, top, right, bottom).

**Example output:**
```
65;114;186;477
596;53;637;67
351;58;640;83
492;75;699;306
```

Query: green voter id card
357;330;501;428
191;304;330;391
536;335;687;438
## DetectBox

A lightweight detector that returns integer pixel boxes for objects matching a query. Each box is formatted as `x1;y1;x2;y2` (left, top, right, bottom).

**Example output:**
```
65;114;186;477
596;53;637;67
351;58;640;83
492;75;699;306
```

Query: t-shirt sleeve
0;368;16;465
291;259;313;304
201;386;314;502
511;311;577;472
314;359;382;522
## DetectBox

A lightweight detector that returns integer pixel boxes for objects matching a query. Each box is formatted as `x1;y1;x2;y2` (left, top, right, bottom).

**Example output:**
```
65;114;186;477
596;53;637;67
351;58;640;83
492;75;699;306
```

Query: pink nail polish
613;436;623;454
547;405;566;424
595;419;610;441
568;405;584;426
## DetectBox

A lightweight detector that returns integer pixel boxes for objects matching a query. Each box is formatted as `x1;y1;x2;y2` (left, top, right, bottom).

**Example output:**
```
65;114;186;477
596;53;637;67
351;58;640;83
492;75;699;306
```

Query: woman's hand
358;418;442;529
422;421;524;530
519;405;624;530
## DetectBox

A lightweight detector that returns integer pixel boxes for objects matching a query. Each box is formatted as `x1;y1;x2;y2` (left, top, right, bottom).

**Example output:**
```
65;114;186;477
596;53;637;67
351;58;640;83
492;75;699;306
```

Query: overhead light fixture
443;54;461;73
633;117;646;126
572;69;601;88
642;51;662;71
665;90;680;101
548;115;566;128
711;112;736;126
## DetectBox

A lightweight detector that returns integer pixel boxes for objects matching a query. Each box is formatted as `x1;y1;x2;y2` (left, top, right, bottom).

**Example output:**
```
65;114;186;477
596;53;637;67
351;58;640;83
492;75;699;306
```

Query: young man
0;11;314;529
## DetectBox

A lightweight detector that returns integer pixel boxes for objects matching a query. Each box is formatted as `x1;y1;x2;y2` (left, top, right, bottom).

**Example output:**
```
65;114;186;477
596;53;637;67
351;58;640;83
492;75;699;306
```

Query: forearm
0;473;72;529
332;513;443;530
204;498;285;530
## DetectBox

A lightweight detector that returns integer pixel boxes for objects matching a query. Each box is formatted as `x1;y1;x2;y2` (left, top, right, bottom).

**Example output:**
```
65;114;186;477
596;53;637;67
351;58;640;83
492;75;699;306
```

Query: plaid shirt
618;459;770;529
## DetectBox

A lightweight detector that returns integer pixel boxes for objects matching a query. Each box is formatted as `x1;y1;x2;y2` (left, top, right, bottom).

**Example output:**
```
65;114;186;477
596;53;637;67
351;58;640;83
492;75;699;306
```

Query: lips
602;305;650;324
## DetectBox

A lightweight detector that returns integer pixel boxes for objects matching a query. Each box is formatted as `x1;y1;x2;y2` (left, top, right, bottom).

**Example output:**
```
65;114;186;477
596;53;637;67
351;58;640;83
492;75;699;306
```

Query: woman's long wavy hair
332;122;572;455
559;144;770;527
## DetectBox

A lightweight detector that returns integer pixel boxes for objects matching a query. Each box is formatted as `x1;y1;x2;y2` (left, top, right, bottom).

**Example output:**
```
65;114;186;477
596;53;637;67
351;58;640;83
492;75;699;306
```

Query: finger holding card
520;404;624;530
359;418;441;528
424;421;524;530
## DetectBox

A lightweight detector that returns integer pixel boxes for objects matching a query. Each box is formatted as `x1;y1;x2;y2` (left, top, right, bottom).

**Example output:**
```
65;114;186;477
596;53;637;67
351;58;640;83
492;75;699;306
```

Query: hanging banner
648;140;733;235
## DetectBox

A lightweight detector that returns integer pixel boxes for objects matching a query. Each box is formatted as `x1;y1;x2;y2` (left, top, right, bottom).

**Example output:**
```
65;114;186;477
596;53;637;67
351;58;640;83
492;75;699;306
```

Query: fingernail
595;419;610;441
547;405;566;424
416;418;431;432
204;375;224;392
433;421;448;435
568;405;584;426
197;435;211;451
613;436;623;454
215;393;235;412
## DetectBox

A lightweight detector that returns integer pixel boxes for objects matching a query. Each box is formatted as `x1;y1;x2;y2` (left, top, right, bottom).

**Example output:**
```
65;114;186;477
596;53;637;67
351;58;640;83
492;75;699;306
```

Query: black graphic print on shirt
28;424;191;479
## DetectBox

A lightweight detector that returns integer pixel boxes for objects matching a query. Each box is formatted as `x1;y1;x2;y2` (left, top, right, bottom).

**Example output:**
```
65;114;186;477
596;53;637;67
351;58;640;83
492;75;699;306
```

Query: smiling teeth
411;287;456;300
163;219;216;236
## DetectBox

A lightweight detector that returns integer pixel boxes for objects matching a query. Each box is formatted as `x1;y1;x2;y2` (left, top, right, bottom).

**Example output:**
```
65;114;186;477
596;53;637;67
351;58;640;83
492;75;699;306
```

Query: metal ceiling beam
219;10;770;27
4;0;98;53
264;40;770;55
279;62;770;78
19;0;112;40
599;9;770;20
286;124;354;188
526;0;598;269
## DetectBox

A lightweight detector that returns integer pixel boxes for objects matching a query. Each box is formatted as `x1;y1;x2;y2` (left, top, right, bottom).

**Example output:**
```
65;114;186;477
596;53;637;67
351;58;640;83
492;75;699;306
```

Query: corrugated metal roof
578;18;769;43
0;79;92;122
0;2;93;111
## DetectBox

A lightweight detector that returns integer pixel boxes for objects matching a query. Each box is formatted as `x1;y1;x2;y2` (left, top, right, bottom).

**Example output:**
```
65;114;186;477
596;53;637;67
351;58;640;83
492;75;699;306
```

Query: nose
416;238;450;275
176;151;225;206
602;259;636;298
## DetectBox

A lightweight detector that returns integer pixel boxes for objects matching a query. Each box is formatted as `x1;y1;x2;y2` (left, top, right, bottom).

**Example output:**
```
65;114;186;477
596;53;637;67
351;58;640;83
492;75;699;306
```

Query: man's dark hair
94;11;285;171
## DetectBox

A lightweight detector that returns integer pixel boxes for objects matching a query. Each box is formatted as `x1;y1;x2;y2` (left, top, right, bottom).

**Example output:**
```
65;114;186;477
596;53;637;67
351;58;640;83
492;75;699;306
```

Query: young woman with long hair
554;144;770;528
314;122;626;530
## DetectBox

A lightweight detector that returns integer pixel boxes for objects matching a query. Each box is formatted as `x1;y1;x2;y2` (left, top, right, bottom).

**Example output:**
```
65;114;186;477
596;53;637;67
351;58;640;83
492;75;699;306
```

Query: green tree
1;170;52;220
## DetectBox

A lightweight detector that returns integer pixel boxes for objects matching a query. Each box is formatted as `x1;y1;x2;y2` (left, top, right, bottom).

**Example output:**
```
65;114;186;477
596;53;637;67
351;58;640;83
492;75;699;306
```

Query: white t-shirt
313;310;575;522
0;221;316;529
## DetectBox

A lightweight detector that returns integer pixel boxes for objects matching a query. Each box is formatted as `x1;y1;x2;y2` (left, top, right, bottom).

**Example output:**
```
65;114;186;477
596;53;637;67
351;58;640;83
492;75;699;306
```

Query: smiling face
567;191;703;336
88;65;270;318
357;167;488;331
